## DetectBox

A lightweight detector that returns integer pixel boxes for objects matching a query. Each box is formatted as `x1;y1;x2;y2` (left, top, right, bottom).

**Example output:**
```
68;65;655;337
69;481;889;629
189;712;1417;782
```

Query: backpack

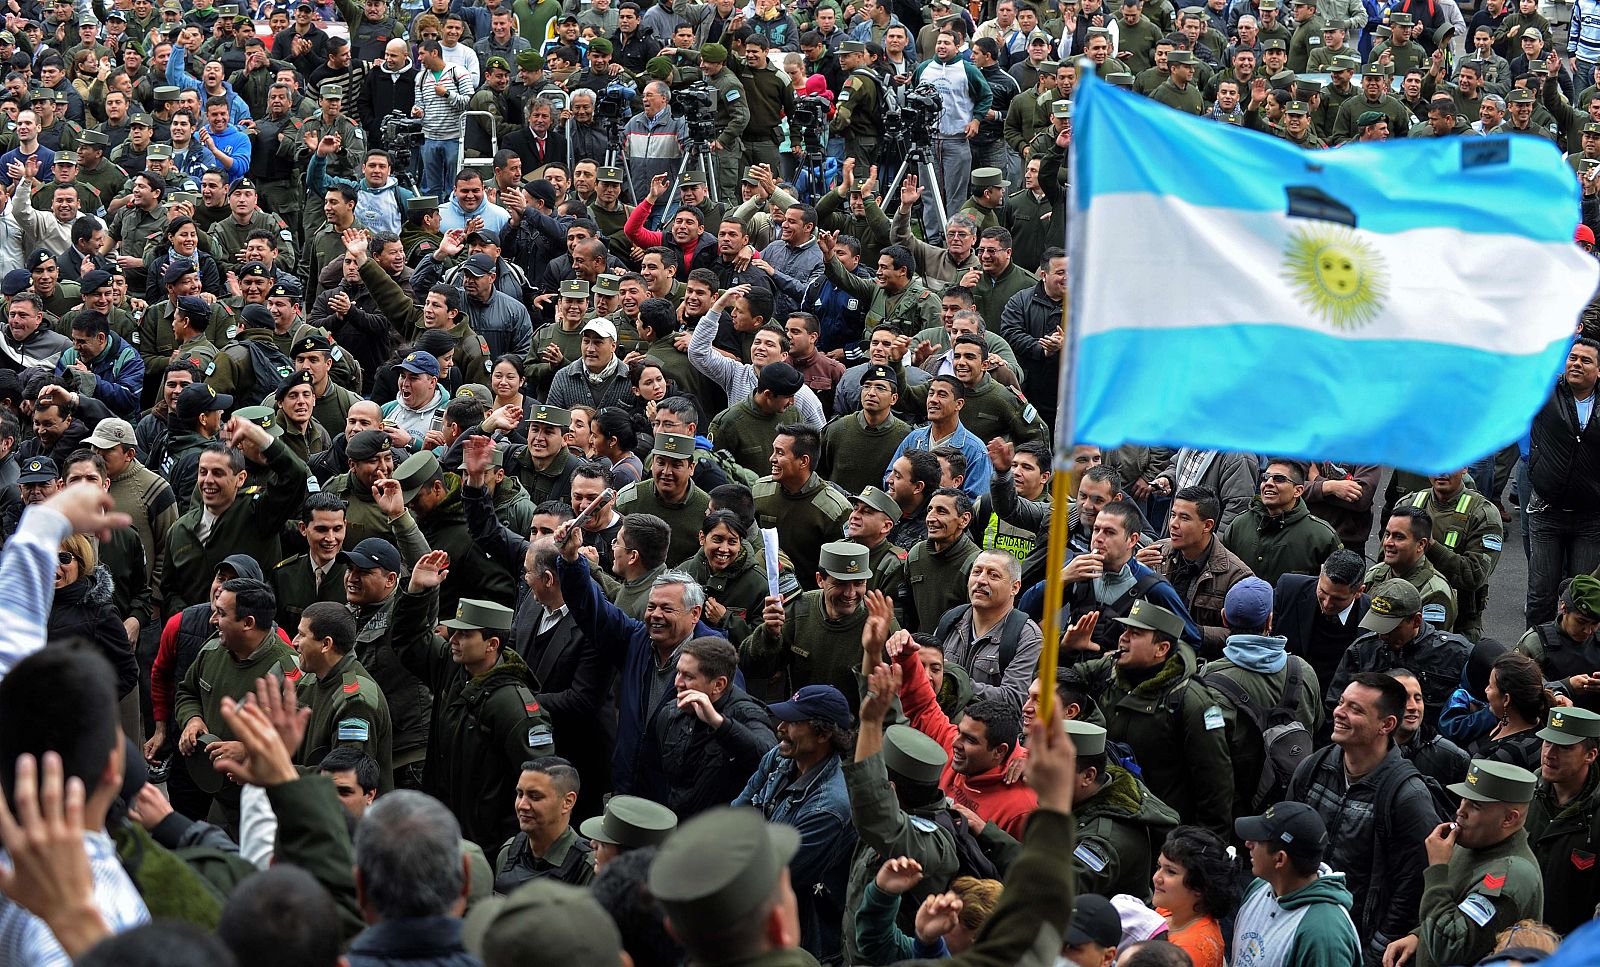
237;339;295;397
708;447;759;488
933;605;1031;680
1202;660;1313;812
931;806;1001;881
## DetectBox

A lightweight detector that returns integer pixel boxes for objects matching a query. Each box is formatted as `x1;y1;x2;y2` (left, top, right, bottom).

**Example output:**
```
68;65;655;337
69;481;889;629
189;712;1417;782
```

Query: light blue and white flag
1067;72;1599;473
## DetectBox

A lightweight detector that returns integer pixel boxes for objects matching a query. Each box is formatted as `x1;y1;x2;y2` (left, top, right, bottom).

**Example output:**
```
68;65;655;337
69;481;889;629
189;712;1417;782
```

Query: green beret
516;50;544;70
645;56;675;79
700;42;728;62
588;36;612;54
1567;574;1600;619
1356;110;1386;127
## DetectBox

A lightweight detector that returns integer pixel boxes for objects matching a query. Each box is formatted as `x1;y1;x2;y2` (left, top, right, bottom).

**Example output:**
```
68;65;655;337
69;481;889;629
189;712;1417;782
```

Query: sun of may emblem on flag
1280;223;1391;331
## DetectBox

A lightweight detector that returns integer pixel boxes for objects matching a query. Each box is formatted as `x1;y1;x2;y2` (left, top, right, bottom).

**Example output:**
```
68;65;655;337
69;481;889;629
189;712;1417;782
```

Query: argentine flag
1067;72;1600;473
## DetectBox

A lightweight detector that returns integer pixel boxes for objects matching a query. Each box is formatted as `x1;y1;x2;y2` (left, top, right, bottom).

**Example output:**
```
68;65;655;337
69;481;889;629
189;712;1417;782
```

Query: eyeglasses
1261;472;1295;484
56;552;76;565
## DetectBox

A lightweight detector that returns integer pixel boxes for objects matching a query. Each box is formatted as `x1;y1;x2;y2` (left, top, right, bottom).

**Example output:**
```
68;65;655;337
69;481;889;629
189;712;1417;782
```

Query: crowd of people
0;0;1594;964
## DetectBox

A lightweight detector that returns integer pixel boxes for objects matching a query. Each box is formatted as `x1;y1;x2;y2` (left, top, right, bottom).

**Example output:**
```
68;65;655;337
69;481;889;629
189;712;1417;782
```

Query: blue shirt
195;124;253;181
887;421;993;501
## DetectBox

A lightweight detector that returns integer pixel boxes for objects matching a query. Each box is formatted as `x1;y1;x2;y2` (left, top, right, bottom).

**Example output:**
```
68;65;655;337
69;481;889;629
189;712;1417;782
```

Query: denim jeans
924;136;972;241
420;137;458;198
1524;494;1600;625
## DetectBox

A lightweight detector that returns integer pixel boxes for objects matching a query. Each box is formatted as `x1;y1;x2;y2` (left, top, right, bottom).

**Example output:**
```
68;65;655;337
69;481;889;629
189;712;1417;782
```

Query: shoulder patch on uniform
909;815;938;833
528;724;553;748
343;681;361;694
284;666;303;682
1481;871;1506;892
336;718;370;741
725;88;741;100
1203;704;1225;730
1483;534;1503;551
524;700;540;713
1422;604;1448;625
1458;892;1496;927
1074;840;1110;873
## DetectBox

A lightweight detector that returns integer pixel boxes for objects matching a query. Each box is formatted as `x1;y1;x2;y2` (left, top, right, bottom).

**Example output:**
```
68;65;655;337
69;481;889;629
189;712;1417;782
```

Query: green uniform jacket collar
1113;643;1194;696
463;645;537;703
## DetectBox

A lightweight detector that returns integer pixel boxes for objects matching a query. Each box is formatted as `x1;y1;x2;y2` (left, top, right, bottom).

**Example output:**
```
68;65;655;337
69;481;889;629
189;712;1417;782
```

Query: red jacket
894;649;1037;839
622;199;715;268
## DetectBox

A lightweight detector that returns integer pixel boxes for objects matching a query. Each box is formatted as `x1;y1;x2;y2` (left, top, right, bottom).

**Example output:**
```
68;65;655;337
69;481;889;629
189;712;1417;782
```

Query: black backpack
931;807;1000;881
1203;660;1313;812
238;339;295;398
933;605;1031;679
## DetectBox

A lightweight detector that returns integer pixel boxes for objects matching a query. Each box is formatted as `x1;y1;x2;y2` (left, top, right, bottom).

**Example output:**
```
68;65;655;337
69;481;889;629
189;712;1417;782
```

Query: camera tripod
885;142;949;236
659;137;720;216
600;115;637;204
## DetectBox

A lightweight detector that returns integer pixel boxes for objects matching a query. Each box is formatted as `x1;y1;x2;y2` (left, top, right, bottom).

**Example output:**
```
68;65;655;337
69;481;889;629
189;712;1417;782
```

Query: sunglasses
1261;472;1296;484
57;551;77;565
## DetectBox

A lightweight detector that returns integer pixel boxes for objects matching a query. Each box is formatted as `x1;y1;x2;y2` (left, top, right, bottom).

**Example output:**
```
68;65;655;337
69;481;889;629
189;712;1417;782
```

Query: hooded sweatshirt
1223;633;1291;673
1232;871;1362;967
380;383;450;447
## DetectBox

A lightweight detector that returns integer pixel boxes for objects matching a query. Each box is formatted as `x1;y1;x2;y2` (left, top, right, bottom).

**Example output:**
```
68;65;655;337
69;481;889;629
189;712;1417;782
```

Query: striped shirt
1574;0;1600;65
687;308;826;428
0;832;150;966
413;63;475;140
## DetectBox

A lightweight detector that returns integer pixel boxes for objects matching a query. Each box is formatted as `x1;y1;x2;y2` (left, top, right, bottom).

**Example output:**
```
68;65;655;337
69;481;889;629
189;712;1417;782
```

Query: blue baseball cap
398;350;440;377
769;685;852;729
1224;576;1274;628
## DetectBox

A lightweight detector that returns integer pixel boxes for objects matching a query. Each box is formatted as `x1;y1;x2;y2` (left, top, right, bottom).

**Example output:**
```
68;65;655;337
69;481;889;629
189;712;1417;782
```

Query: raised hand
408;549;451;591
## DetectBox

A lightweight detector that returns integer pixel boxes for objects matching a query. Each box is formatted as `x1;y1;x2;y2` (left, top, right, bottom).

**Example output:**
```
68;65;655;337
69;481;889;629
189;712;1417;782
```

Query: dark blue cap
769;684;852;728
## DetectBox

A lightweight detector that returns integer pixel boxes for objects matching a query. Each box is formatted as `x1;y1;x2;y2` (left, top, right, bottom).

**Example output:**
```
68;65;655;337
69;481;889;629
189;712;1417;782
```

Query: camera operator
622;79;688;203
911;27;994;237
830;40;880;171
359;39;419;148
696;43;750;201
733;33;795;173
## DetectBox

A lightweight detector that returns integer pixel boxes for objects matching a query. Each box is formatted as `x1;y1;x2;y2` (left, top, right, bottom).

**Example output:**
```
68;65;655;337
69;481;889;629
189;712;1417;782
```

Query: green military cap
454;382;492;402
1331;54;1361;71
680;171;707;187
1257;0;1278;7
970;167;1009;190
1262;37;1287;50
837;39;867;54
1360;578;1423;632
1165;49;1197;65
345;429;392;461
741;170;762;185
651;431;696;460
77;128;107;147
1532;62;1551;75
484;444;507;469
588;37;613;55
558;278;590;299
184;732;227;793
592;273;621;296
274;369;316;402
1063;720;1107;757
50;90;68;105
233;405;283;438
318;83;344;99
160;0;181;11
485;55;510;72
883;723;948;784
405;194;440;212
650;807;800;928
0;31;14;42
76;12;98;25
579;794;677;847
530;403;571;429
1284;99;1310;115
700;41;729;62
217;4;239;14
153;84;180;101
464;880;624;967
1538;706;1600;745
1269;69;1297;89
1039;59;1061;71
1086;25;1113;37
1116;600;1187;639
128;112;153;127
441;598;514;633
123;39;145;54
819;540;872;581
1449;759;1538;803
1521;25;1544;40
644;56;675;80
1567;574;1600;618
1507;87;1535;104
147;142;173;159
52;150;78;166
24;88;47;103
1585;122;1600;136
1360;61;1389;76
516;50;545;70
597;165;624;184
1222;115;1244;125
1321;17;1346;29
1433;22;1457;44
393;450;441;503
848;486;900;521
1105;70;1135;88
1387;10;1413;24
1294;80;1321;99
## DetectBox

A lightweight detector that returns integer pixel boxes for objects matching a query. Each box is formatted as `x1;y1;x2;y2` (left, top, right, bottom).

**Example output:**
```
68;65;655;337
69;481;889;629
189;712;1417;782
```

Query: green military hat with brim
1165;49;1197;65
1039;59;1061;71
1262;37;1287;51
530;403;571;429
1258;0;1279;7
580;794;678;847
650;807;800;929
1294;77;1321;96
464;880;624;966
76;12;98;25
50;90;68;105
184;732;227;793
597;165;624;184
680;171;707;187
819;540;872;581
1433;22;1457;45
1507;87;1535;104
1269;69;1297;90
935;11;962;25
454;382;492;403
1387;10;1413;25
217;4;240;14
700;41;728;62
970;167;1009;190
558;278;590;300
516;50;545;71
160;0;182;11
440;598;515;633
1359;578;1422;632
1115;599;1187;639
1086;25;1113;38
393;450;441;503
1532;62;1551;76
1284;99;1310;115
1106;70;1135;87
1063;719;1107;757
128;112;153;128
52;150;78;166
592;273;621;296
848;485;900;521
741;170;763;185
1360;61;1390;77
1331;53;1361;71
1448;758;1538;804
25;88;47;104
1567;574;1600;618
405;194;440;212
837;39;867;54
489;444;507;469
1539;706;1600;745
485;54;511;72
883;723;948;784
1321;17;1346;30
77;128;107;147
153;84;181;102
1585;121;1600;137
651;431;696;461
233;404;284;438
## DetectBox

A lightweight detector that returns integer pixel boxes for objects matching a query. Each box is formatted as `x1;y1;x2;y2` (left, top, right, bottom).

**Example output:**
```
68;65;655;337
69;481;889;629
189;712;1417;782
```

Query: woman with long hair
679;510;769;646
1151;826;1238;967
489;354;537;443
1470;652;1554;772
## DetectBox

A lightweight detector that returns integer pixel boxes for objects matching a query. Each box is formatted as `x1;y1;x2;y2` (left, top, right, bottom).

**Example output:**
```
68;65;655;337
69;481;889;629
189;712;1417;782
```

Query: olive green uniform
1072;763;1181;900
297;113;365;182
1151;77;1205;114
211;209;298;275
1401;488;1503;641
1288;14;1325;72
707;65;750;200
1371;39;1428;77
879;279;941;337
818;411;912;497
613;479;712;568
754;473;853;591
707;398;806;478
741;589;899;705
297;650;395;792
176;634;299;748
1366;557;1458;632
524;320;586;397
831;67;880;171
508;445;576;505
1411;830;1544;967
901;371;1048;445
1332;93;1412;143
866;540;906;600
897;534;980;633
138;297;235;388
1314;81;1357;139
272;554;350;636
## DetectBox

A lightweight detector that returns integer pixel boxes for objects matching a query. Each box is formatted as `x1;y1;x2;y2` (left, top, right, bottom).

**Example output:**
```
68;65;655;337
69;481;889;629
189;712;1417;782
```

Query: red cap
1578;225;1595;245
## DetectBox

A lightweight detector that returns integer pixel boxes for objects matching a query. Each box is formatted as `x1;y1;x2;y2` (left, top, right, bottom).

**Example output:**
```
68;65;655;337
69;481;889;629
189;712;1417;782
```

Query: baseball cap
175;383;231;420
1065;894;1122;948
84;418;137;449
1223;576;1273;628
462;252;497;276
581;318;618;340
338;537;403;573
768;684;852;728
1234;801;1329;859
1359;578;1423;633
397;350;440;376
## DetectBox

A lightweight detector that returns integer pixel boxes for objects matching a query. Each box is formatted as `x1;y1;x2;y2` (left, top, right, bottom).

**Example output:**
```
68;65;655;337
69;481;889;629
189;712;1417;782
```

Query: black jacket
1529;377;1600;510
357;64;417;144
1273;572;1370;693
638;683;776;819
513;599;616;815
345;916;479;967
48;566;139;698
